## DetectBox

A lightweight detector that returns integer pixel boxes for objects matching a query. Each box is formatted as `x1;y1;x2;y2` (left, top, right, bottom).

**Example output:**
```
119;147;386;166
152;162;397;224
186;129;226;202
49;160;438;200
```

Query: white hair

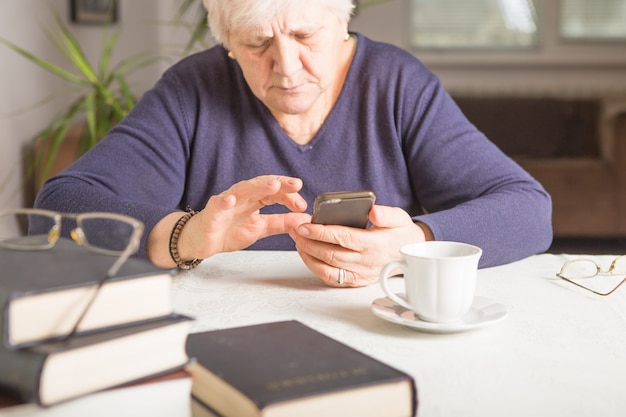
202;0;355;47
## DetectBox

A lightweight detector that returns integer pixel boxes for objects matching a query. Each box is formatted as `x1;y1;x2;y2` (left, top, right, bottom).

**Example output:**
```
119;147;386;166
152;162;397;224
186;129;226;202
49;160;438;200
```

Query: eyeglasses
0;208;144;344
556;255;626;296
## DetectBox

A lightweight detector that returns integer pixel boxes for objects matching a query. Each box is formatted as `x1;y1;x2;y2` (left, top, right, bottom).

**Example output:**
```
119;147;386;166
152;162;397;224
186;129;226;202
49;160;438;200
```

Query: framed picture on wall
70;0;118;25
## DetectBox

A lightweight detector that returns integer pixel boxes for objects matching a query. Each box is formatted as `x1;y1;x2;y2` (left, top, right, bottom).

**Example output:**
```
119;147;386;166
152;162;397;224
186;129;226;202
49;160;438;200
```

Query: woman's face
227;3;348;118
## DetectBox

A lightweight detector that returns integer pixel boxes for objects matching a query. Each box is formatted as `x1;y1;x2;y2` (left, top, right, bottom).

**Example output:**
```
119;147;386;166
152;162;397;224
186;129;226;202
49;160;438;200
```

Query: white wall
1;0;65;210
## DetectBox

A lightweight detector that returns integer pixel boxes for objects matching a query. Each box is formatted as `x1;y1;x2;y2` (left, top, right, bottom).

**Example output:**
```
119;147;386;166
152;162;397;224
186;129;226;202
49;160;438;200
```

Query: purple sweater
35;33;552;267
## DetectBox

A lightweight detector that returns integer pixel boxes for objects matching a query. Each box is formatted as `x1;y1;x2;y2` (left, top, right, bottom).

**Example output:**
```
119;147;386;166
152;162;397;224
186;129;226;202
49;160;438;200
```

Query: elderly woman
35;0;552;287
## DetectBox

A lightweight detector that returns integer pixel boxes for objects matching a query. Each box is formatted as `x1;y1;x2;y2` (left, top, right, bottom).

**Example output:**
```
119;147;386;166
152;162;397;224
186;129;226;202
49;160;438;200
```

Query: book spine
0;344;45;405
1;293;11;348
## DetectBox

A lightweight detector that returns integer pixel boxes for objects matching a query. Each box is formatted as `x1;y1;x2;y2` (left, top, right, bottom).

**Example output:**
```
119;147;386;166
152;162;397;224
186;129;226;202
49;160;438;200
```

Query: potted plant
0;7;160;195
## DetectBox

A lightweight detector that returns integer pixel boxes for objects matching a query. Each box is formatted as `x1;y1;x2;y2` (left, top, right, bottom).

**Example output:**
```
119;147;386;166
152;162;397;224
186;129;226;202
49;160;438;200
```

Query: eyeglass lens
0;211;136;254
78;216;137;253
0;212;58;248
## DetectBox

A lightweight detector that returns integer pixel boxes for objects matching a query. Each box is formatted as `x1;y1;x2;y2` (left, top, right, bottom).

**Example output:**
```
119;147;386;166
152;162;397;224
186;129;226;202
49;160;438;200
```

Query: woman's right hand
147;175;310;268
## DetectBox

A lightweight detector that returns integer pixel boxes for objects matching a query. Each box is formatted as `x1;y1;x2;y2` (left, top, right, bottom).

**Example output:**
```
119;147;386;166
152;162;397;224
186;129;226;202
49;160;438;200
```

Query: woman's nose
271;38;302;77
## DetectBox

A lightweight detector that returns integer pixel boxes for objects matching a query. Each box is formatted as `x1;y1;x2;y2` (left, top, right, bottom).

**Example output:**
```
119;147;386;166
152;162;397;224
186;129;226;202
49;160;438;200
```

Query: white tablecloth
172;251;626;417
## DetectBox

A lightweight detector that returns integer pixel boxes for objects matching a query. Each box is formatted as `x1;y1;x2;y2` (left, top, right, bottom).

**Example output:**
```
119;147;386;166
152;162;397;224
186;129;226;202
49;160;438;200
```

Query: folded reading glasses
556;255;626;296
0;208;144;345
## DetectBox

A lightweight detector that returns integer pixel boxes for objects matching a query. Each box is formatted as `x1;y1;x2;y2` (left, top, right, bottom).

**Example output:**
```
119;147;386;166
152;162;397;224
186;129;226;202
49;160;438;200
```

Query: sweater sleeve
34;68;194;259
403;77;553;267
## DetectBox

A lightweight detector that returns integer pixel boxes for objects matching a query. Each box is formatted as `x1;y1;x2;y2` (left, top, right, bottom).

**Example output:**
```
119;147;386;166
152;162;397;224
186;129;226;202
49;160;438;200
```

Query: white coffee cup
379;241;482;323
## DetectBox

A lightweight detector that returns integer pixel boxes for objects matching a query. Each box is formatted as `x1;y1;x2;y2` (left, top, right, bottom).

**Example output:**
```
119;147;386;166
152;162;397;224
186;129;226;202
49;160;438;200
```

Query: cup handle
379;261;412;310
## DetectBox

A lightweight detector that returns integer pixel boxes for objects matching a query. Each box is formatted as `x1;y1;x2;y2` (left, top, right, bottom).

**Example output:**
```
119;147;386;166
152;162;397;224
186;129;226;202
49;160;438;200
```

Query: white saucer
371;295;508;334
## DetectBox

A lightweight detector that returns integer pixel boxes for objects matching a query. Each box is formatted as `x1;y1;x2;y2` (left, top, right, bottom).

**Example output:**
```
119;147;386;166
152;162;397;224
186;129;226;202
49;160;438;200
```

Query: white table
171;250;626;417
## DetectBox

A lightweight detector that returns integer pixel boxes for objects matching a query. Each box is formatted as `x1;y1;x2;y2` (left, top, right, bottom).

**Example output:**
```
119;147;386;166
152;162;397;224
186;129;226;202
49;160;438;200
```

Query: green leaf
48;10;98;84
117;75;136;111
185;13;210;52
99;28;122;79
0;37;88;85
85;92;97;145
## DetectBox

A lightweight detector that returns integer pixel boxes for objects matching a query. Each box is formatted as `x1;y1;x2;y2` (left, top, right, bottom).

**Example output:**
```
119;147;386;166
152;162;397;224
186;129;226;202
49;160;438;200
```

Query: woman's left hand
292;205;429;287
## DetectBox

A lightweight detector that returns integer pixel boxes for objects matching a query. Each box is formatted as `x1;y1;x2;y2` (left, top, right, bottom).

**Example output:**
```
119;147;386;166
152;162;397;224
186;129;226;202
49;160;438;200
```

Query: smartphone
311;190;376;229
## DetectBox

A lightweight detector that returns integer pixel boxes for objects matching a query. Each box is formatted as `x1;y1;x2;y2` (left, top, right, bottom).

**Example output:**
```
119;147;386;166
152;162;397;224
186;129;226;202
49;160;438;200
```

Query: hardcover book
186;320;417;417
0;238;175;348
0;369;193;417
0;314;192;407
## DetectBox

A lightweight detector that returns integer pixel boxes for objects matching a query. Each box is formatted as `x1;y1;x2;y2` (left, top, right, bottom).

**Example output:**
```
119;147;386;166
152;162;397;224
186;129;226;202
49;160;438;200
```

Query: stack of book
0;238;192;408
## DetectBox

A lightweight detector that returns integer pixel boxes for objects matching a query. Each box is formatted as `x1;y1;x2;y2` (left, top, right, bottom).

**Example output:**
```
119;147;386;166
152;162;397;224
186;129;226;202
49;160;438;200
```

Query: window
411;0;539;49
404;0;626;96
411;0;626;50
560;0;626;40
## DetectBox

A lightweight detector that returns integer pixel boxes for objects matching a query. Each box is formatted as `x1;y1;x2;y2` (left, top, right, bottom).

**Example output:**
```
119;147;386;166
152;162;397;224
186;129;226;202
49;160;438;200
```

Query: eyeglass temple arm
62;246;136;341
557;273;626;297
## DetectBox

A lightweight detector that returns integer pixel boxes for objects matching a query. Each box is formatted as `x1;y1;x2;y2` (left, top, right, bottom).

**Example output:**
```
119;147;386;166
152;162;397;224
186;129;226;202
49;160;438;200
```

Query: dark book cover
0;238;175;348
186;320;417;417
0;237;167;294
0;314;192;407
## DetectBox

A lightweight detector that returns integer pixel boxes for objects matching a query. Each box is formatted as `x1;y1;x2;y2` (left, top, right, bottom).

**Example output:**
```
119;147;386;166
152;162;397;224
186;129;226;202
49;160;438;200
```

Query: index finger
226;176;307;212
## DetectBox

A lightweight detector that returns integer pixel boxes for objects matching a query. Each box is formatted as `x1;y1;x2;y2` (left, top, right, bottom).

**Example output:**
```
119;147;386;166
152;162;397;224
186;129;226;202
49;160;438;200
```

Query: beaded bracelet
168;210;203;270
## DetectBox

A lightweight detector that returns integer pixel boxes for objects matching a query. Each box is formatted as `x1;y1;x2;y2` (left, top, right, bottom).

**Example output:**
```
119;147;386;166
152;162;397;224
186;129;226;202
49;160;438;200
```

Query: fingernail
298;225;310;236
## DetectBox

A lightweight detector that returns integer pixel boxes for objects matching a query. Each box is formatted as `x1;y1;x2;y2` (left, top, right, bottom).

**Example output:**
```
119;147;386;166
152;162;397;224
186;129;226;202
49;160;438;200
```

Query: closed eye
293;32;317;43
248;39;271;49
295;33;313;40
